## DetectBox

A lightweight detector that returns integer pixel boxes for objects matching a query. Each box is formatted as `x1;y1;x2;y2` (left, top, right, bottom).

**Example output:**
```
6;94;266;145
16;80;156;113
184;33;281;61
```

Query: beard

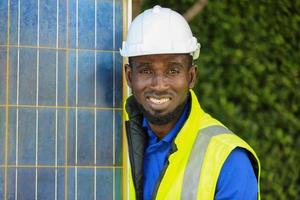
136;96;189;125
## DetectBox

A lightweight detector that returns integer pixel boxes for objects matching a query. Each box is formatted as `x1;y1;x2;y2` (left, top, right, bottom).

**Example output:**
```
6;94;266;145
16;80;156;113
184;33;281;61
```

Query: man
120;5;260;200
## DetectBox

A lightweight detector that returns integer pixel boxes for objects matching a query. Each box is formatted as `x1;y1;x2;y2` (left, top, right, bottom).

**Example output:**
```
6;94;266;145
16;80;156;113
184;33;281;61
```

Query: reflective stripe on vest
181;125;232;199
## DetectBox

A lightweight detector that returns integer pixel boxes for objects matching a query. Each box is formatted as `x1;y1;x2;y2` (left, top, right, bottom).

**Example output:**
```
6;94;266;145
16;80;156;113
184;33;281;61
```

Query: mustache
145;91;174;98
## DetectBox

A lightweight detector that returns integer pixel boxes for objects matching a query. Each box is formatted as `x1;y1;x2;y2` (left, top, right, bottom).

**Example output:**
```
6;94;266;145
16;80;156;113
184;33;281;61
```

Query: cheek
130;77;147;93
132;74;151;88
172;77;190;89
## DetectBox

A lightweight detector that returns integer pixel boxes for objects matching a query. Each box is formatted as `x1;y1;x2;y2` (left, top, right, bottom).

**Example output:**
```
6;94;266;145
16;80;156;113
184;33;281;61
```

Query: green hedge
143;0;300;199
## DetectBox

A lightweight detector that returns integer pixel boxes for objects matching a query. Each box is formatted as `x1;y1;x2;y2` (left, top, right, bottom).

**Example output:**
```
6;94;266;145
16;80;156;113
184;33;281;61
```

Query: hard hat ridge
120;5;201;60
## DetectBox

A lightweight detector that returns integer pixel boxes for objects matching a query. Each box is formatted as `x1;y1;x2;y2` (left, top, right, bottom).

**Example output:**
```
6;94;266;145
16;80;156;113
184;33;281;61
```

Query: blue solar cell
96;52;114;107
96;110;113;165
0;48;6;104
20;0;38;46
7;108;16;165
115;0;123;50
115;110;123;166
115;53;123;108
97;1;113;50
67;109;76;165
17;168;36;199
38;49;66;106
37;168;55;200
76;109;95;165
16;108;36;165
57;110;67;165
58;0;67;48
77;51;96;106
96;168;113;199
115;168;123;199
7;48;18;105
67;168;76;199
38;109;66;165
67;50;77;106
68;0;77;49
39;49;59;105
0;0;8;45
6;168;16;199
9;48;37;105
78;0;95;49
77;168;94;199
0;108;5;165
56;169;66;200
38;109;56;165
39;0;57;47
8;0;18;45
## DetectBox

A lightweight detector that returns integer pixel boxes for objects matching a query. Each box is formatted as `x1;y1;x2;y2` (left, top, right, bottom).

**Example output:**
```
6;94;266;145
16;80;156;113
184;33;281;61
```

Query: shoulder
219;148;254;176
215;148;258;200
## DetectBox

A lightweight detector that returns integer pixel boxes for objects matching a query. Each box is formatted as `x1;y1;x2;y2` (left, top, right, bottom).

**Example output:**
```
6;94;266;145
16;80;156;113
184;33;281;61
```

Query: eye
167;68;180;75
139;68;152;75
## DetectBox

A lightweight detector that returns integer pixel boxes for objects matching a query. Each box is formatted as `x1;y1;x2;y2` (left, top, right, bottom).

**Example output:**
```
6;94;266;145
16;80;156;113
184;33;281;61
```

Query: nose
150;73;168;91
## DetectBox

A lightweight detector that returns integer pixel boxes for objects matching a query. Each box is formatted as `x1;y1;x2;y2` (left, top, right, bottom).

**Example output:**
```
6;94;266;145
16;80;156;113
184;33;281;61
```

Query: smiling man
120;5;260;200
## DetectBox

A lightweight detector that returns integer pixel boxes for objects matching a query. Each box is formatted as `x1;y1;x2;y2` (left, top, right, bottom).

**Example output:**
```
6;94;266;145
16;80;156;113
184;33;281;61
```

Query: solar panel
0;0;124;199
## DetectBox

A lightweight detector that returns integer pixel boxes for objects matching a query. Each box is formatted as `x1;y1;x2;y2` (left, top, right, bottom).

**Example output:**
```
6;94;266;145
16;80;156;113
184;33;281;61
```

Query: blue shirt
143;103;189;200
142;103;258;200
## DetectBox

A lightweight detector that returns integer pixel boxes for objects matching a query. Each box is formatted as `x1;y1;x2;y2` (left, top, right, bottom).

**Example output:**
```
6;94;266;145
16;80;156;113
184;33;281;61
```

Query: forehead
130;53;191;65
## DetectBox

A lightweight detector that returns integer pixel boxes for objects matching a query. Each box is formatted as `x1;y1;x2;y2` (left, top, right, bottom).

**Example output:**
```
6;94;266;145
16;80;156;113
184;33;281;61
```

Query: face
125;54;196;124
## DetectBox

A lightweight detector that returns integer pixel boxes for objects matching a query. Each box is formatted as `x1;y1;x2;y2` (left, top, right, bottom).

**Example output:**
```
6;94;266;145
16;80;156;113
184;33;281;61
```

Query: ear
188;64;197;89
125;64;133;88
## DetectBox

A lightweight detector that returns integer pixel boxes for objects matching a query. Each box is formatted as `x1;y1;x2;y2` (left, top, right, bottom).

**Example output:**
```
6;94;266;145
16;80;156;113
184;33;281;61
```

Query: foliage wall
143;0;300;199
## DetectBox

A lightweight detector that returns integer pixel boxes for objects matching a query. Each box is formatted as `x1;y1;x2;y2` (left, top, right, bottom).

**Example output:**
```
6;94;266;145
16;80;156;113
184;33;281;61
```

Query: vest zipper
151;142;178;200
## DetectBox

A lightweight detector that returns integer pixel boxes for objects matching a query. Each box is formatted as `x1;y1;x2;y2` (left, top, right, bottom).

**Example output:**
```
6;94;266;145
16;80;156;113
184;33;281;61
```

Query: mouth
148;96;171;104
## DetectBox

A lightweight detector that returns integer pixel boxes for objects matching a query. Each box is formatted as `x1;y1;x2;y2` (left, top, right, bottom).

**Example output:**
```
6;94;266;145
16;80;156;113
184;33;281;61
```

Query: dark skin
125;54;197;139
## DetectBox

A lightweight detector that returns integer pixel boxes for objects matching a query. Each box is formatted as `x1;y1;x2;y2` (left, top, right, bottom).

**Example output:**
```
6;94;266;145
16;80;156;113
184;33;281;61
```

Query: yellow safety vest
124;90;261;200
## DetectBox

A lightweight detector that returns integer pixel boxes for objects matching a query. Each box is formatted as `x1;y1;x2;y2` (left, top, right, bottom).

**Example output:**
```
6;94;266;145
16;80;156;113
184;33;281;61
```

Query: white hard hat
120;5;201;60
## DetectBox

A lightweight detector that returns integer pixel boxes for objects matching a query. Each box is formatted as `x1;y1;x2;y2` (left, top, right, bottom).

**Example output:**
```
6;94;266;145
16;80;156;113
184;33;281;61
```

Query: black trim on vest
246;151;260;181
125;96;147;200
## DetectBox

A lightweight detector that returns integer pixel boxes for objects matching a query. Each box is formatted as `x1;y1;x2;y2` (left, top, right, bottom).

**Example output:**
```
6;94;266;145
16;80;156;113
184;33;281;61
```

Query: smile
148;97;171;104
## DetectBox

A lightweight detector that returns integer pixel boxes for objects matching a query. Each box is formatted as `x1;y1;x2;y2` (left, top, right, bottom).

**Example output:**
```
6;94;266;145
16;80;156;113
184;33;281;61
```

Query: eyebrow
132;62;152;68
167;61;184;68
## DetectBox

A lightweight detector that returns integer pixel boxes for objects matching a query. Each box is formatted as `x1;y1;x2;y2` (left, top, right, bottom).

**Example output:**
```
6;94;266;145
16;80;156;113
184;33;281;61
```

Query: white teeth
149;97;170;104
